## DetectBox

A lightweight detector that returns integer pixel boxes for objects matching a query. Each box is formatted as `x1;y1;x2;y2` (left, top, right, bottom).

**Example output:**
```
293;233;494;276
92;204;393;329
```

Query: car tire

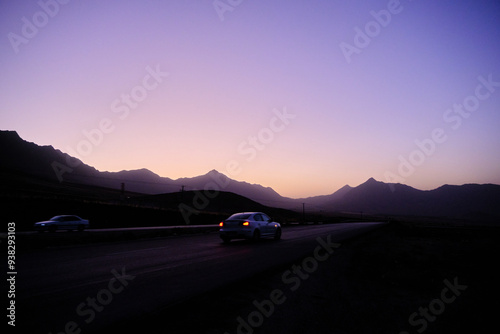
48;225;57;232
221;237;231;244
77;225;85;232
274;228;282;240
252;229;261;241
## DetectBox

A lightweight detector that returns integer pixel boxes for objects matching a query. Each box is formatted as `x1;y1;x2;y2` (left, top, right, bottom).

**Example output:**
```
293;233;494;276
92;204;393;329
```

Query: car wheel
77;225;85;232
48;225;57;232
274;228;282;240
252;229;261;241
221;237;231;244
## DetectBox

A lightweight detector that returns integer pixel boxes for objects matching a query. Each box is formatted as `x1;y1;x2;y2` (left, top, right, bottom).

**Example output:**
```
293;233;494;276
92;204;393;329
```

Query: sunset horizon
3;128;499;201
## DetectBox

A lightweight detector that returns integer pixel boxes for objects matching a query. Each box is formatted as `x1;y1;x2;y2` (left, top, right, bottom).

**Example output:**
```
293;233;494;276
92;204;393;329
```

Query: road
11;222;383;333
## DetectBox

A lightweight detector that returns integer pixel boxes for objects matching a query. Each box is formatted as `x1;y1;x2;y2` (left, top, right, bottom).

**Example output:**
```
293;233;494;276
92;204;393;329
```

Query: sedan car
219;212;281;243
34;215;89;232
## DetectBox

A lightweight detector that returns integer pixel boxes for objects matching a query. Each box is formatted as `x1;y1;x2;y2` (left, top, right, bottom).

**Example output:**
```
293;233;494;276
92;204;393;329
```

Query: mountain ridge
2;130;499;221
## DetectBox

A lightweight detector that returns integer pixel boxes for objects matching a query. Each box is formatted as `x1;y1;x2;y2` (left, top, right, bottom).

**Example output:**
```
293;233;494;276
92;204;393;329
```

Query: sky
1;0;500;198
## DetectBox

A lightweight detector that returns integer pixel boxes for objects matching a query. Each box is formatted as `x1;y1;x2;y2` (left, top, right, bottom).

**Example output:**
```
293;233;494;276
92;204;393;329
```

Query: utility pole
120;183;125;202
180;185;185;204
302;203;305;224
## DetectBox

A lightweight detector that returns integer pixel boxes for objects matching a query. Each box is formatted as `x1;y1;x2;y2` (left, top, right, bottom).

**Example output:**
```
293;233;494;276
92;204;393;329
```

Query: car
34;215;89;232
219;212;281;243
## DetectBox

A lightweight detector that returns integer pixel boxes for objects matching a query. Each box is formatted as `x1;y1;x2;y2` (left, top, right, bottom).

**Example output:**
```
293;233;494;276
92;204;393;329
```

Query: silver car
219;212;281;243
34;215;89;232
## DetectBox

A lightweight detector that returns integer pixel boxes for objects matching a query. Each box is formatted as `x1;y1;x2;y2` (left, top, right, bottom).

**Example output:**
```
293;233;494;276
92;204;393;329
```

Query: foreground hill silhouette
1;130;500;223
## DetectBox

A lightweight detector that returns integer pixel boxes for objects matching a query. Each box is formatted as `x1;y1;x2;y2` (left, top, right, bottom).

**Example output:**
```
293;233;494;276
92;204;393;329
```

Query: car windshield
50;216;64;221
227;213;251;220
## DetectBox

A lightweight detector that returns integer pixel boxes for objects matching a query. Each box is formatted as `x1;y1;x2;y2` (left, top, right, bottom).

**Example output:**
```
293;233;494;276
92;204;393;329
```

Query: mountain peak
338;184;353;191
205;169;231;180
110;168;161;180
361;177;379;185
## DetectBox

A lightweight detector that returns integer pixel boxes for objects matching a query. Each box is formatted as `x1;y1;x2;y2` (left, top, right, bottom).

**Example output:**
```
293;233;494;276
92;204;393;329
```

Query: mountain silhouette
2;130;499;222
0;130;292;205
317;177;500;220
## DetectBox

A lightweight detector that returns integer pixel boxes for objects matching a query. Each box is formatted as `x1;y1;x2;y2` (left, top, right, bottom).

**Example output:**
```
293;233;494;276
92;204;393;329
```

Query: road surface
11;222;383;333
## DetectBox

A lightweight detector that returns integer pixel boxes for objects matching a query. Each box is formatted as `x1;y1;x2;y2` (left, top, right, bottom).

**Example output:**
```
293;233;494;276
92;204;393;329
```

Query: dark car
34;215;89;232
219;212;281;243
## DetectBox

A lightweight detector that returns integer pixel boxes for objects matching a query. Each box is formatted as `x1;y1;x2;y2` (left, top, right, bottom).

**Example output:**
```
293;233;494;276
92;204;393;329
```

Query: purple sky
1;0;500;198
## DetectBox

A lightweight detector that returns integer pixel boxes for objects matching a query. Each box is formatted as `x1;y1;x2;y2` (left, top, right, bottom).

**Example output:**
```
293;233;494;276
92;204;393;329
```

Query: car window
254;214;263;221
228;214;251;220
262;214;271;221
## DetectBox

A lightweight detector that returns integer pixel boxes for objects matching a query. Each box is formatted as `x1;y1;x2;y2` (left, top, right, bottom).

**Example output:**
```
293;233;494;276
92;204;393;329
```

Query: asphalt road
11;222;383;333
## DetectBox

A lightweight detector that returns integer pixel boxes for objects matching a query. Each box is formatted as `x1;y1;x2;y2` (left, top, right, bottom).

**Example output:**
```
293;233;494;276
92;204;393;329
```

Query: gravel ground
106;222;500;334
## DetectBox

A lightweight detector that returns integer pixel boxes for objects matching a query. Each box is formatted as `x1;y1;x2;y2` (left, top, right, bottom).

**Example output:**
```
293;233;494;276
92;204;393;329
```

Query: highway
12;222;383;333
